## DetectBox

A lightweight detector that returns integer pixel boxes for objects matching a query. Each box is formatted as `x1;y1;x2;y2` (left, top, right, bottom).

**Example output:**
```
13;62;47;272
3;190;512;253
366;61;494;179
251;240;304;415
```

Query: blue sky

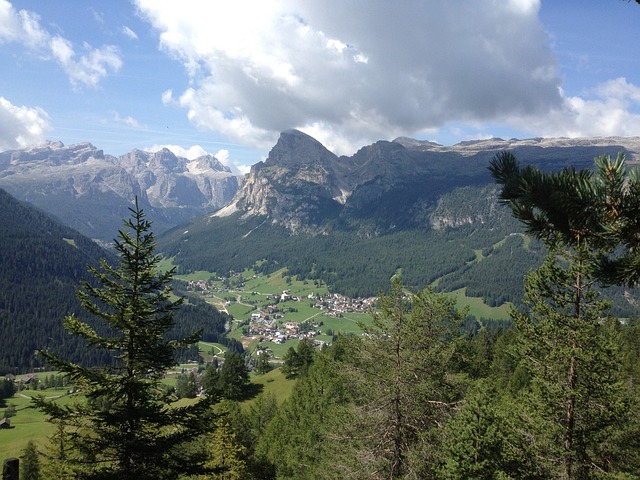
0;0;639;172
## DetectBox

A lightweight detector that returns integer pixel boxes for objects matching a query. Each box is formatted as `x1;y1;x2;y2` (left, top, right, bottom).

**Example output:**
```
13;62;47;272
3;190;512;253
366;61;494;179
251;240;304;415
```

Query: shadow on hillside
241;383;264;401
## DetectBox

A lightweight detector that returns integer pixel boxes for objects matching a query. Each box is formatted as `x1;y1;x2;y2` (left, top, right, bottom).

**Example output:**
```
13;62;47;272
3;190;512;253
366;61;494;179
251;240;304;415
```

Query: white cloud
109;111;144;129
51;39;122;89
0;96;49;150
136;0;565;154
511;77;640;139
0;1;121;88
122;25;138;40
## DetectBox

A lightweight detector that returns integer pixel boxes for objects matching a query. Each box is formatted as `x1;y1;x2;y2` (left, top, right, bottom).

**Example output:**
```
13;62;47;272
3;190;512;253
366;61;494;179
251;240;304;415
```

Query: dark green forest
156;185;536;300
0;189;234;374
157;184;640;316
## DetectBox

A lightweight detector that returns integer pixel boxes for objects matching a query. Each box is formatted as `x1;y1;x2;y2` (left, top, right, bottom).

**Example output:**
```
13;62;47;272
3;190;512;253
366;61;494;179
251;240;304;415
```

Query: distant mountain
158;131;640;311
0;142;240;243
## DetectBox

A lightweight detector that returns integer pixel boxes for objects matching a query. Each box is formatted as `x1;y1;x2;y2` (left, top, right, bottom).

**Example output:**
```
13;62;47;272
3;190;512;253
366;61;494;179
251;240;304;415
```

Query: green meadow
0;388;76;461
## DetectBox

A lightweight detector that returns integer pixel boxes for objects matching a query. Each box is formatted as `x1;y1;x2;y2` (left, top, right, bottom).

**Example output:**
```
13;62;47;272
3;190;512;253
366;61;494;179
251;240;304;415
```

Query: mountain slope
0;188;114;373
0;189;233;374
159;131;640;312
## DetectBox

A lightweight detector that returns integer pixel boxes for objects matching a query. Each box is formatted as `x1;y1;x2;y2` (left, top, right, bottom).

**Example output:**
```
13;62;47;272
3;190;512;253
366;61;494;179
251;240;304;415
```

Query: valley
4;132;640;477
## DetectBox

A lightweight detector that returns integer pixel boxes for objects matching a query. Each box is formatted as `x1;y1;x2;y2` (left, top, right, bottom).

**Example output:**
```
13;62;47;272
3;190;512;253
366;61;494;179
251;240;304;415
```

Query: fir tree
33;199;213;480
20;440;41;480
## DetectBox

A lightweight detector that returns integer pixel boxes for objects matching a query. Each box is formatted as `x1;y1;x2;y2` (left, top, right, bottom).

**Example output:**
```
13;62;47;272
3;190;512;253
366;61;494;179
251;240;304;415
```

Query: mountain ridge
0;141;241;242
220;130;640;234
157;130;640;303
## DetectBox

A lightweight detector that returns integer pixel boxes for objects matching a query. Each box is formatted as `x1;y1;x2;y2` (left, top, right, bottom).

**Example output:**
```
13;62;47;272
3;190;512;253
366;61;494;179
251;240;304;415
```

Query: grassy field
0;388;76;461
447;288;511;320
244;368;296;407
0;366;298;463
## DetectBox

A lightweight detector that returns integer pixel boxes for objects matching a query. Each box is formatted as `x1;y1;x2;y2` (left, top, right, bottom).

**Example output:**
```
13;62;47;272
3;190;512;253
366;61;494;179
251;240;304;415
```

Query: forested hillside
0;188;113;373
0;189;232;373
158;183;640;317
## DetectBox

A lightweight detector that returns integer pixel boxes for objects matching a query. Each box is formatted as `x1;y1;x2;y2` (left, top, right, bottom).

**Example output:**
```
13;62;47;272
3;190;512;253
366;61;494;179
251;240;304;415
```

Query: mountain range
3;131;640;371
3;132;640;244
222;130;640;234
157;130;640;302
0;142;240;243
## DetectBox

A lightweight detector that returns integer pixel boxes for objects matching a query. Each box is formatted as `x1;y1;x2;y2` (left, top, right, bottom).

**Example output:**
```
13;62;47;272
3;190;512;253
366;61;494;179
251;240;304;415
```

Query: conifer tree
205;409;247;480
281;338;316;379
256;348;350;479
334;279;465;479
33;199;213;480
510;246;629;478
490;152;638;477
440;381;514;480
202;351;249;401
20;440;41;480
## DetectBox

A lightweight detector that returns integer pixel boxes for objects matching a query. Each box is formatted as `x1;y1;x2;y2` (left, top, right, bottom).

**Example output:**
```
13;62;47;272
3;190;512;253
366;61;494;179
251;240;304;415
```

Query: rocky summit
0;141;240;242
219;130;640;234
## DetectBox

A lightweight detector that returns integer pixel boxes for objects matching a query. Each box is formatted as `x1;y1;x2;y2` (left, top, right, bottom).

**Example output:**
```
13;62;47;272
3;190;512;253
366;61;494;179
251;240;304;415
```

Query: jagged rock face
226;130;640;234
235;130;346;232
0;141;240;241
114;148;237;209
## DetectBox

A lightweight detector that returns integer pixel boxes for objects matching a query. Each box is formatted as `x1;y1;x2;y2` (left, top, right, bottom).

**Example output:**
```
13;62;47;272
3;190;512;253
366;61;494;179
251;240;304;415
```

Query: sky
0;0;639;173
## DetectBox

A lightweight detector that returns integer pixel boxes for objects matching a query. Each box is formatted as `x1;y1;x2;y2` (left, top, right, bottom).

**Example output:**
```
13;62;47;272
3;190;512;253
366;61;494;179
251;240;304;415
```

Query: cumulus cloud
510;77;640;139
0;96;49;150
0;0;121;88
136;0;567;154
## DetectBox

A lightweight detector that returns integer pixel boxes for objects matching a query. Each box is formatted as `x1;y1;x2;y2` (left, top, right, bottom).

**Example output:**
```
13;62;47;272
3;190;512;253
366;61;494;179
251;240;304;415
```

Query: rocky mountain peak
0;141;241;242
225;131;640;235
189;154;232;174
263;129;338;169
2;141;104;166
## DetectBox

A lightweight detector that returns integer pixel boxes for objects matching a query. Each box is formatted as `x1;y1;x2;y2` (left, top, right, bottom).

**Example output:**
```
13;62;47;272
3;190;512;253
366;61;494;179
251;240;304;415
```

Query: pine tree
202;351;249;401
33;199;213;480
175;371;197;399
333;279;465;479
256;349;350;479
281;338;315;379
205;406;247;480
440;381;510;480
489;151;640;285
20;440;41;480
510;247;630;478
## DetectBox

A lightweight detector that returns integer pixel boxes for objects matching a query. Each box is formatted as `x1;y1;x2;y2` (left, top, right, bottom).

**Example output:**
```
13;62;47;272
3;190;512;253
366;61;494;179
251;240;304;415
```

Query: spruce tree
33;199;213;480
20;440;41;480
